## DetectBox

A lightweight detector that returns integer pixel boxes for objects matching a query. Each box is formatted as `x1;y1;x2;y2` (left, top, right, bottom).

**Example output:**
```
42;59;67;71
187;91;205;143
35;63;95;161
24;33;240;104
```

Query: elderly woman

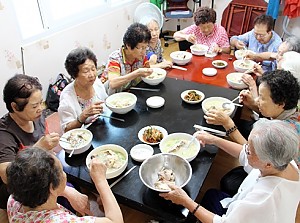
102;23;153;94
161;119;300;222
6;147;123;223
173;7;230;53
58;47;107;132
0;74;90;215
206;70;300;148
141;18;173;69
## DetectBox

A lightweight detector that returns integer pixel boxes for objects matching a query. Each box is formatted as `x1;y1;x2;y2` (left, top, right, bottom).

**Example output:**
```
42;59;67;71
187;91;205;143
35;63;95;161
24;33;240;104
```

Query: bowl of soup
233;59;256;73
139;153;192;192
235;49;256;60
170;51;192;65
226;72;248;89
202;97;235;116
59;128;93;155
86;144;128;179
159;133;200;162
141;68;167;86
106;92;137;114
190;44;209;56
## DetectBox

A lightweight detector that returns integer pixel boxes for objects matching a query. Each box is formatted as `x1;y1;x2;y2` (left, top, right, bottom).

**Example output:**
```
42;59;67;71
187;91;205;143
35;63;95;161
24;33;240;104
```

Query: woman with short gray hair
160;119;300;223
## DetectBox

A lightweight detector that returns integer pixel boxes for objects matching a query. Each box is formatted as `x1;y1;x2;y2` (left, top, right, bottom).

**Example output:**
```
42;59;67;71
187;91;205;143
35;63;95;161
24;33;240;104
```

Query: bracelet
226;125;237;136
77;116;84;125
191;203;200;215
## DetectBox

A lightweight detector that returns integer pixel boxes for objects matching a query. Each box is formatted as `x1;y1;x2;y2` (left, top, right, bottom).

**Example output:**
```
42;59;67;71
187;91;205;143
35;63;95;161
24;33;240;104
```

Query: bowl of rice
105;92;137;114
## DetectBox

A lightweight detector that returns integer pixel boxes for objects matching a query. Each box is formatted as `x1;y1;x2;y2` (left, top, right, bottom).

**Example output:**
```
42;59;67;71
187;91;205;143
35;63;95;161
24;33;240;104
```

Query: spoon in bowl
222;96;242;109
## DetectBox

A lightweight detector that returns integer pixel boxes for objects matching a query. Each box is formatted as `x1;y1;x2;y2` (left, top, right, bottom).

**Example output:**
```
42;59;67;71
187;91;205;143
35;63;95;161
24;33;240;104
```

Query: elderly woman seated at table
58;47;107;132
102;23;153;94
140;18;173;69
160;119;300;222
6;147;123;223
0;74;89;215
173;6;230;53
205;70;300;152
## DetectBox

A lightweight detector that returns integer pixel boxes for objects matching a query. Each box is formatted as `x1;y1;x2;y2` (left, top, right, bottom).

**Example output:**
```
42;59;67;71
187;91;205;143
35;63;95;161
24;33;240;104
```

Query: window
11;0;135;43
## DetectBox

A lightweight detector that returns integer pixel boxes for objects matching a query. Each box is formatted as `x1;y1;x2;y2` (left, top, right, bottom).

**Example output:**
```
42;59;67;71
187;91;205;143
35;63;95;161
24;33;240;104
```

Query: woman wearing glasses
102;23;153;94
0;74;91;216
160;119;300;223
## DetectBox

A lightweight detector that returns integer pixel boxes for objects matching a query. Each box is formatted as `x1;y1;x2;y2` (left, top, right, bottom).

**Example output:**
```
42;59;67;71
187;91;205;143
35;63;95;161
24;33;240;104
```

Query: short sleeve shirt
7;195;96;223
182;24;230;48
102;47;150;93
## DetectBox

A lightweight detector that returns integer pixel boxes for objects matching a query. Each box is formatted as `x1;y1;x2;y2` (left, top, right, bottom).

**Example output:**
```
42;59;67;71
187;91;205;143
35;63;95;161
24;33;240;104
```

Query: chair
162;0;196;47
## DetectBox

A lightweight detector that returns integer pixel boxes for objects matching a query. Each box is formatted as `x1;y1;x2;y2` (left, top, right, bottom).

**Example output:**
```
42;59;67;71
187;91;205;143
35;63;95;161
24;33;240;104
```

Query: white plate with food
233;59;256;73
212;60;228;69
138;125;168;145
86;144;128;179
181;90;205;104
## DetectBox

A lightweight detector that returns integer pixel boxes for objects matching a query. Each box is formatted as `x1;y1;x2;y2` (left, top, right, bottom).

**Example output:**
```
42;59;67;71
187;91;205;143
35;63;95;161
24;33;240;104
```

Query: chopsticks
130;87;160;92
193;124;226;137
172;65;187;71
99;114;125;122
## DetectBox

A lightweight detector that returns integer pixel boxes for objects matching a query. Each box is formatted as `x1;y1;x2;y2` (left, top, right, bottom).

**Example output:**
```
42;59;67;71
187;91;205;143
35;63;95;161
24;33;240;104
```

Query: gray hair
250;119;298;171
285;35;300;53
281;51;300;81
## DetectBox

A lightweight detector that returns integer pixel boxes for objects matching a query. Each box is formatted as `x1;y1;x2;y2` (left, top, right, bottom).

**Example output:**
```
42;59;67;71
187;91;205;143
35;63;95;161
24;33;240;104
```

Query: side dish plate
138;125;168;145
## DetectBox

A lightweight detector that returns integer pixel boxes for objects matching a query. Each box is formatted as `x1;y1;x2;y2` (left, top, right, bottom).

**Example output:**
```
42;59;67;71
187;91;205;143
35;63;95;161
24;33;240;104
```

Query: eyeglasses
245;143;251;155
135;46;148;51
254;33;268;38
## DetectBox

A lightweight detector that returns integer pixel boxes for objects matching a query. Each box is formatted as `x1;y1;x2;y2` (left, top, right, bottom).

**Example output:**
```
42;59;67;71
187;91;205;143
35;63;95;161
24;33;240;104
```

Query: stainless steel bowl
139;153;192;192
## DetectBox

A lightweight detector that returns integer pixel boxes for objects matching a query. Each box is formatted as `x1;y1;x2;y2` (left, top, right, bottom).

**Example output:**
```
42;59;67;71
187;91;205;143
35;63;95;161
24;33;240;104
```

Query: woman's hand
159;60;173;69
81;101;104;122
90;159;107;183
186;34;197;44
135;68;153;78
252;63;263;76
241;74;256;88
159;184;191;206
35;132;60;150
194;131;218;147
239;89;257;109
204;109;231;126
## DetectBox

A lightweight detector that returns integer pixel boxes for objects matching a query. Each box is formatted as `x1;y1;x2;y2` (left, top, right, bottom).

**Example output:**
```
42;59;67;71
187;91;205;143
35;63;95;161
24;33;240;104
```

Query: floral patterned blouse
7;195;96;223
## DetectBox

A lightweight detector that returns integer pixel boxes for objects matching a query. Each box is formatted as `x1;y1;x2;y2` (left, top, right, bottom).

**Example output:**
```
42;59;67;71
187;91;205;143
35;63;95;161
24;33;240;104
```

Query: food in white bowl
141;68;166;85
233;59;256;73
139;153;192;192
59;128;93;155
202;97;235;116
181;90;205;104
130;144;154;162
235;49;256;60
86;144;128;179
226;72;248;89
190;44;209;56
138;125;168;145
106;92;137;114
159;133;200;162
212;60;228;68
170;51;192;65
202;67;217;76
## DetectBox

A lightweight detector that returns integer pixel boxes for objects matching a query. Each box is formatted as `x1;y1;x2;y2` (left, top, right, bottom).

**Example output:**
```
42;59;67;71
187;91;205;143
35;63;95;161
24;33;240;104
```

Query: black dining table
56;77;239;222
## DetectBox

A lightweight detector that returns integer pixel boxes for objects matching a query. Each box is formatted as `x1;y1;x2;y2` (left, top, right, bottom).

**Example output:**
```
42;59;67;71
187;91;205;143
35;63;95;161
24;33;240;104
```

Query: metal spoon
68;148;75;158
222;102;243;109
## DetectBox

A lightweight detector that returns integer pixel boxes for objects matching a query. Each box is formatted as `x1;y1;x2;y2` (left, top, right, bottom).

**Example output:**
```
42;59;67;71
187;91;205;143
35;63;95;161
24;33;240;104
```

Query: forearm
213;133;243;158
0;162;9;184
223;120;247;145
173;31;188;42
94;179;123;223
109;73;138;90
65;118;83;132
252;52;273;61
221;46;230;54
230;38;238;48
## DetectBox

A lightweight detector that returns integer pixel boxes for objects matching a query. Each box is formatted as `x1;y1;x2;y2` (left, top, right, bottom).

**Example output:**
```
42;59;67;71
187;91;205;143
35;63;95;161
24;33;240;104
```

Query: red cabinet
221;0;267;38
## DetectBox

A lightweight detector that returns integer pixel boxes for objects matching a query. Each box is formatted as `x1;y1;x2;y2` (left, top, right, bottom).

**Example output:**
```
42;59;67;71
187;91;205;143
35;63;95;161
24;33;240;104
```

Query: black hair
123;23;151;50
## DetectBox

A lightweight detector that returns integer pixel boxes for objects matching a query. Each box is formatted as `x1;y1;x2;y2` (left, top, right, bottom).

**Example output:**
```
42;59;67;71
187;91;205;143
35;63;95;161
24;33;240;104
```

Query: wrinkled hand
90;159;107;183
236;40;246;50
65;186;93;216
194;131;218;147
135;68;153;78
160;60;173;69
239;90;257;109
252;63;263;76
35;132;60;150
204;109;231;126
212;44;222;53
82;101;104;121
159;184;190;206
244;52;256;60
186;34;197;44
241;74;255;88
